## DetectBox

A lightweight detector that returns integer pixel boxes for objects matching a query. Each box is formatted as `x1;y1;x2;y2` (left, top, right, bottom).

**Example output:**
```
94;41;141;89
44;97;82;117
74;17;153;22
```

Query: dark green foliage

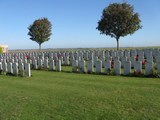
97;2;142;50
28;18;52;50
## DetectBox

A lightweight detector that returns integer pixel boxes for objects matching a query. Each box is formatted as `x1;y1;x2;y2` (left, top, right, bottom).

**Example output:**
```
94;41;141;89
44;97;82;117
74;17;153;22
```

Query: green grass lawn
0;69;160;120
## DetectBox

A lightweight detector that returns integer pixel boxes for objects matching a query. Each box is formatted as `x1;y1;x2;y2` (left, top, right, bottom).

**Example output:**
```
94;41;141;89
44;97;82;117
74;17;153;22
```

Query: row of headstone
1;49;160;59
32;59;62;72
72;60;160;76
0;62;31;77
1;49;160;64
0;48;160;69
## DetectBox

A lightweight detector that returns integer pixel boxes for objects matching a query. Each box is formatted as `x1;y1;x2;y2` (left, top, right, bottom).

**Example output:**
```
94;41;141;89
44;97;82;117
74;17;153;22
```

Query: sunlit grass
0;70;160;119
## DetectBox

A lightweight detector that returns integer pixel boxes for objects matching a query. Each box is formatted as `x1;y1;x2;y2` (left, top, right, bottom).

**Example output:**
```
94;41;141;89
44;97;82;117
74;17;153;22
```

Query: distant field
8;46;160;53
0;69;160;119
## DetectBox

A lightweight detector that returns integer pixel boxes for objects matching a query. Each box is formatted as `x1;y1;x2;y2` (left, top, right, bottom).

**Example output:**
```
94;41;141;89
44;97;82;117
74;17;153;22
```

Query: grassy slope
0;70;160;120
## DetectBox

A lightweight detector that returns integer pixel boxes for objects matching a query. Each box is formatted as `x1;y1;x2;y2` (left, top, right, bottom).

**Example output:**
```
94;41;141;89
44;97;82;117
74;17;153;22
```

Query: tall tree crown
97;2;142;39
28;18;52;46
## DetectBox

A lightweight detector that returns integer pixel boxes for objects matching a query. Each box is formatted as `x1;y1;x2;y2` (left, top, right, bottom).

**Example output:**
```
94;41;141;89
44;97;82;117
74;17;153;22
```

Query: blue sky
0;0;160;49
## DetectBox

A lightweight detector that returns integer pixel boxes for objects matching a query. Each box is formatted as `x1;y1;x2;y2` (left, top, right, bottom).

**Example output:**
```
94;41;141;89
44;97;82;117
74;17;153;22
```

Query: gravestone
134;61;142;73
124;61;131;75
88;60;94;73
104;60;111;74
25;63;31;77
44;58;49;69
111;51;117;58
13;63;18;76
121;56;127;68
113;57;119;63
124;50;130;58
114;60;121;75
59;56;64;65
56;60;61;72
33;59;38;69
19;63;24;76
7;62;13;74
64;56;69;65
95;61;102;74
49;60;55;71
72;60;78;72
145;62;153;76
94;56;99;63
88;52;93;60
79;60;86;73
130;57;135;68
38;59;43;69
84;52;89;60
2;62;7;73
105;51;110;58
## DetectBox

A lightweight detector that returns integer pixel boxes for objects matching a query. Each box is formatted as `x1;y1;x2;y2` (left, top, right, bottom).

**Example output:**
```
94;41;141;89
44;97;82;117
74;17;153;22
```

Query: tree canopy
97;2;142;50
28;18;52;51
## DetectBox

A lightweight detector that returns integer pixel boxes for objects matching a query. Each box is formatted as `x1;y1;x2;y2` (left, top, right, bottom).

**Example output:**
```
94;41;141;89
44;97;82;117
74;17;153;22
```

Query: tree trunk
116;37;120;51
39;44;41;52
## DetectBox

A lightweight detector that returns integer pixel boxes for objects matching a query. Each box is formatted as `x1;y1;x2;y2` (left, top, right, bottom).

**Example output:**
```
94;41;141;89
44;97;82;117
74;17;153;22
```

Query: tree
97;2;142;50
28;18;52;51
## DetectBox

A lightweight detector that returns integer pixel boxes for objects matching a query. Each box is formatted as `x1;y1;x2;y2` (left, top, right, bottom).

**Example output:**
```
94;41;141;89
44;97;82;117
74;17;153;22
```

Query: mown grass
0;69;160;120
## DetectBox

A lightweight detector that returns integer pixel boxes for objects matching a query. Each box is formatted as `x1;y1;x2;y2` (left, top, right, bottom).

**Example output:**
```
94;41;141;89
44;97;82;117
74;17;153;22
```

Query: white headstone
19;63;24;76
49;60;55;71
117;51;124;58
56;60;61;72
114;56;119;63
64;56;69;65
104;60;111;74
105;51;110;58
134;61;142;73
111;51;117;58
145;62;154;76
130;57;135;68
88;60;94;73
33;59;38;69
2;62;7;73
84;52;89;60
124;50;130;58
124;61;131;75
25;63;31;77
88;52;93;60
121;56;127;68
59;56;64;65
114;60;121;75
44;58;49;69
72;60;78;72
38;59;43;69
95;61;102;74
13;63;18;76
7;62;13;74
94;56;99;63
79;60;86;73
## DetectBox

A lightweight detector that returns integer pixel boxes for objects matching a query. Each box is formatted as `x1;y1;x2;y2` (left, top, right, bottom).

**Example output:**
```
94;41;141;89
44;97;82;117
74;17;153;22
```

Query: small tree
97;2;142;50
28;18;52;51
